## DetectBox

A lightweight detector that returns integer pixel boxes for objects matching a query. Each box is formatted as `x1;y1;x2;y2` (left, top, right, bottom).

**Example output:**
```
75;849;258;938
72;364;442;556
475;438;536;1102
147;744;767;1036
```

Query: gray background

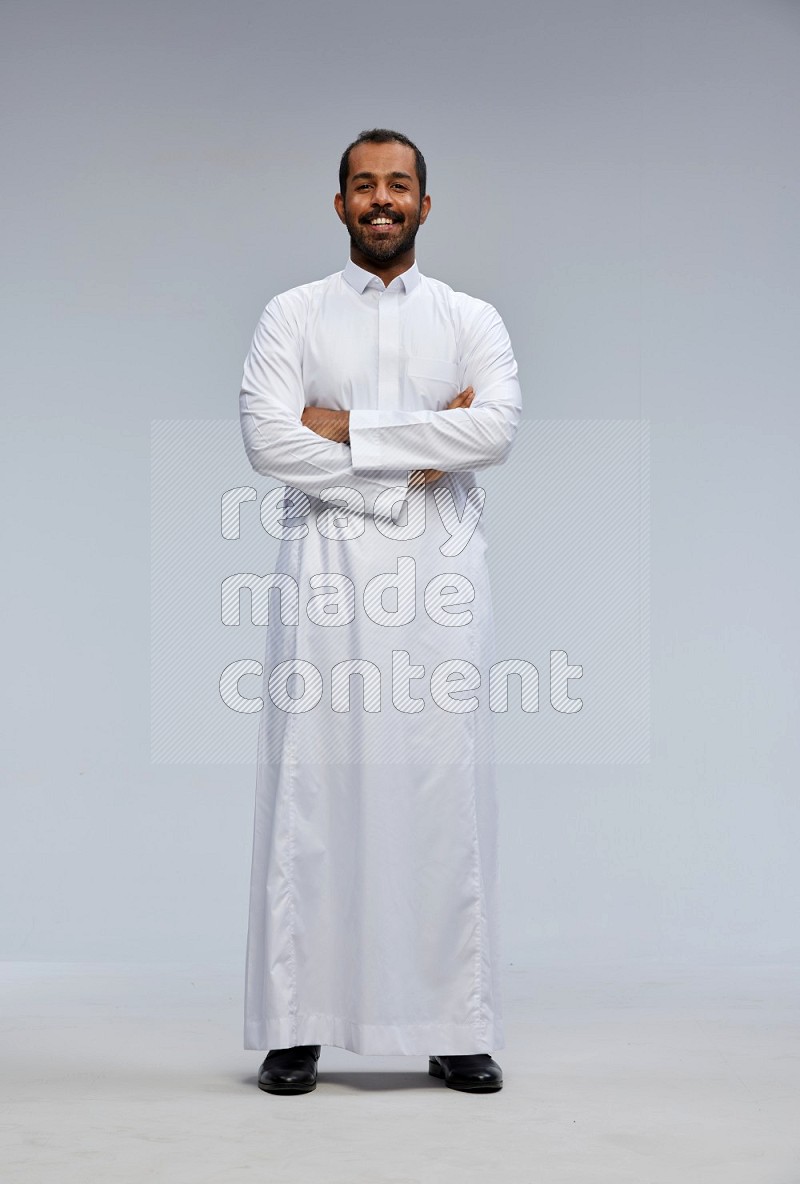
2;0;798;970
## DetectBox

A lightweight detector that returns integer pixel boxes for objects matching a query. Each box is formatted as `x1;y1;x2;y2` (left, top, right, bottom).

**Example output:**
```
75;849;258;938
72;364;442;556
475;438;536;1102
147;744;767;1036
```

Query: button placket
377;290;400;412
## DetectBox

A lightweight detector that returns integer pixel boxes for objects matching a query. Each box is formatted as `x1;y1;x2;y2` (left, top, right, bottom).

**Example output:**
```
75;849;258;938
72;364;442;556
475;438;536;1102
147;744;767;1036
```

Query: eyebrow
350;170;414;182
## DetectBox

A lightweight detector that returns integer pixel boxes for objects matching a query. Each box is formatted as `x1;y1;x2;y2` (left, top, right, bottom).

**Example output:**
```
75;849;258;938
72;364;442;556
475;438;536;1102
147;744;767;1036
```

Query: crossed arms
239;293;522;518
300;387;477;485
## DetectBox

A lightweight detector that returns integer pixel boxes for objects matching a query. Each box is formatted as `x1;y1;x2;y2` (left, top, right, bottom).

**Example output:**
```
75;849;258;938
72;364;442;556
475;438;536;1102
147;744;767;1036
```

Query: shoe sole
258;1079;317;1094
428;1060;503;1092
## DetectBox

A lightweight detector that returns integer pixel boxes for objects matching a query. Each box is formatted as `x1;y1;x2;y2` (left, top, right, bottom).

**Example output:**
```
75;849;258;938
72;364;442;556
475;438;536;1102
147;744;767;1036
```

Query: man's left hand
301;406;350;443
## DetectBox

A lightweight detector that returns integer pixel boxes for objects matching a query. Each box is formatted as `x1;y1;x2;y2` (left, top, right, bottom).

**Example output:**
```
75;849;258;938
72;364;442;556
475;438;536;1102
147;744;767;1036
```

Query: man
239;129;522;1094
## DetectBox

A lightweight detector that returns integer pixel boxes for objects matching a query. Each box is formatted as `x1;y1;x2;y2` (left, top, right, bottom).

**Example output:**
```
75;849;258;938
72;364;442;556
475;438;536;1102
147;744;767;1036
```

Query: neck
349;245;416;288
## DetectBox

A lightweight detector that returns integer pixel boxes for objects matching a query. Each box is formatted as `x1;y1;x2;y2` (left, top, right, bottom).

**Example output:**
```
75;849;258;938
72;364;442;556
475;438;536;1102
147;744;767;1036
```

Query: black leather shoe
258;1045;321;1094
428;1053;503;1092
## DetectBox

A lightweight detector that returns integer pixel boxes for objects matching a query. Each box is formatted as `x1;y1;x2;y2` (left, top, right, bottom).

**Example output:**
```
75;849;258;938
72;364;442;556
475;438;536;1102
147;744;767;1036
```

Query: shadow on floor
242;1069;453;1093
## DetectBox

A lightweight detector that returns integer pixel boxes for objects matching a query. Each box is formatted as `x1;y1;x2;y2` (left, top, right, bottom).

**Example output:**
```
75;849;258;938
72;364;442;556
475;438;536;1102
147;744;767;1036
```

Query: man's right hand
444;386;475;412
416;386;475;484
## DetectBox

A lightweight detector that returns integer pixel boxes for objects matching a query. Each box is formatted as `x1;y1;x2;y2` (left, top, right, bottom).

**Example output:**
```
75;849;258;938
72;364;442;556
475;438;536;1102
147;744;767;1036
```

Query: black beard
346;209;421;264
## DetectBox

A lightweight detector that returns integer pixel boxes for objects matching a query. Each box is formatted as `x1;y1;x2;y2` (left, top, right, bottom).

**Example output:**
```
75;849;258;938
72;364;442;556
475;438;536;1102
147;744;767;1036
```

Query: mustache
359;211;404;224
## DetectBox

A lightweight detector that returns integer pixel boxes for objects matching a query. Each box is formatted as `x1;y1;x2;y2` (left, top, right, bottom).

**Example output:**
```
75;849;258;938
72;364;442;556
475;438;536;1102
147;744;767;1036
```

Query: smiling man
239;128;522;1095
337;142;430;273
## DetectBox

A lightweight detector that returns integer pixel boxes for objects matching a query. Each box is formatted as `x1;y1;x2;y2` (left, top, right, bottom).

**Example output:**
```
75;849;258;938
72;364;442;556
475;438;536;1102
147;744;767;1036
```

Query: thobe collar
342;256;421;295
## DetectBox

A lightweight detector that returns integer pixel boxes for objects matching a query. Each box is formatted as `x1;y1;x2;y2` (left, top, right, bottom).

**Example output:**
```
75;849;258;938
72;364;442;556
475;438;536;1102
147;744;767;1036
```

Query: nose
372;180;394;208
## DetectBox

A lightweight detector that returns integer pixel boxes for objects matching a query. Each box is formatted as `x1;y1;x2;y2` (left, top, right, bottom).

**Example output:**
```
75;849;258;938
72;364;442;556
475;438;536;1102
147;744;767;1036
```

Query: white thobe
240;257;522;1055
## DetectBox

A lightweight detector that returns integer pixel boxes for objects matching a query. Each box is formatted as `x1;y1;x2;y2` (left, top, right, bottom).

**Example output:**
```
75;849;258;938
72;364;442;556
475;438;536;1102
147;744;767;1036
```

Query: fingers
445;386;475;411
410;468;447;485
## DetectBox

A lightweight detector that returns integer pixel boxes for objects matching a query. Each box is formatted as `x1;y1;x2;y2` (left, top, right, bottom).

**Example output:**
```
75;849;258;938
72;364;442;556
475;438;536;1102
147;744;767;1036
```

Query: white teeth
370;218;393;225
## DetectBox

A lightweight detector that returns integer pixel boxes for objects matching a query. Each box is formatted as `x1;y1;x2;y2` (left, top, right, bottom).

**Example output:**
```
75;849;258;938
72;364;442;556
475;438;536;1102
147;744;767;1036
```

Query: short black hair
338;128;427;199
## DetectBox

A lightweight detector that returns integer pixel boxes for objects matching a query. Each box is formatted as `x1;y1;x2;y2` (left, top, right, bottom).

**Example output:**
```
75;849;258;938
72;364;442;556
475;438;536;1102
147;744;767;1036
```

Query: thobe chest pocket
406;357;460;409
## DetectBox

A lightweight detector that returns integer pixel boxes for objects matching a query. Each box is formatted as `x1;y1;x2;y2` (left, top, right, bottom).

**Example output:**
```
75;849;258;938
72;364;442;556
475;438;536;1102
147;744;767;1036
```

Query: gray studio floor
2;961;798;1183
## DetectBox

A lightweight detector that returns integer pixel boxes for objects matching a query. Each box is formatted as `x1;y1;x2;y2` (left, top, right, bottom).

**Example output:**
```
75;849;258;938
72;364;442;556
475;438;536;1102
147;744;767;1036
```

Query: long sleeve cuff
348;395;521;473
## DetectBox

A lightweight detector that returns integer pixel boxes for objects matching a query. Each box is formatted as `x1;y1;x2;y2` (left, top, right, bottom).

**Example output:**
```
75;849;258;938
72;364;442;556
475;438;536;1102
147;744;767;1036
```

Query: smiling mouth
364;217;401;229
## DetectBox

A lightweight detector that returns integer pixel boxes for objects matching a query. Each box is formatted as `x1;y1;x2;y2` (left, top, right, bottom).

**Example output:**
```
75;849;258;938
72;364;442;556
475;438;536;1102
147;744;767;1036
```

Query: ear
334;193;346;224
419;193;431;225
